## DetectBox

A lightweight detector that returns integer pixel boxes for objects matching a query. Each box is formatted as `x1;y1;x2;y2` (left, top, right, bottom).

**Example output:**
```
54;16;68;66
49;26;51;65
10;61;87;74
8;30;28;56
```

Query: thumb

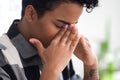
81;37;91;48
29;38;45;57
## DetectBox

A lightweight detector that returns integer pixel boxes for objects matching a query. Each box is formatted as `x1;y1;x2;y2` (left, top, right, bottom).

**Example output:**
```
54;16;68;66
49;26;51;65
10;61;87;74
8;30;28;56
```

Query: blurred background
0;0;120;80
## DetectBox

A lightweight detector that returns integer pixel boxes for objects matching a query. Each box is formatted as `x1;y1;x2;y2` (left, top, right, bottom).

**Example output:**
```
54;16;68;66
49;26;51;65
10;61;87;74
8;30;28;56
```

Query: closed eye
55;24;64;28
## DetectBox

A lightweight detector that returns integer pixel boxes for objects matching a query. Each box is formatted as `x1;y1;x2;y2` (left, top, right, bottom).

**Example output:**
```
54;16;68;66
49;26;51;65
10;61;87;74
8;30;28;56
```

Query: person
0;0;99;80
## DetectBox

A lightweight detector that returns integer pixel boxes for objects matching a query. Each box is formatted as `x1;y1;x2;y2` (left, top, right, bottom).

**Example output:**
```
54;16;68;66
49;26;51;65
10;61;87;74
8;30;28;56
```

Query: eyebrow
56;19;78;25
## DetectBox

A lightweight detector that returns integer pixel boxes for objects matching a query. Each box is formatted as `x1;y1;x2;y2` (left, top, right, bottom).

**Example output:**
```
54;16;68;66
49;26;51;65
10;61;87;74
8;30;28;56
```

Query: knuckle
69;36;75;41
71;42;76;47
64;32;69;37
51;39;58;45
59;42;67;47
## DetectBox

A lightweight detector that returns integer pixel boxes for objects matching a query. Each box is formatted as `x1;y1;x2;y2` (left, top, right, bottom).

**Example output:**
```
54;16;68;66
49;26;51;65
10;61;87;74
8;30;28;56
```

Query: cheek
43;24;59;39
39;23;60;47
33;22;59;41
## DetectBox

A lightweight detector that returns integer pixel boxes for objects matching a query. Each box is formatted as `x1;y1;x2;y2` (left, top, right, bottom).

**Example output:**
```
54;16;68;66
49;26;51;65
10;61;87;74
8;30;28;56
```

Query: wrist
83;59;99;80
43;66;60;75
41;65;60;80
84;56;98;67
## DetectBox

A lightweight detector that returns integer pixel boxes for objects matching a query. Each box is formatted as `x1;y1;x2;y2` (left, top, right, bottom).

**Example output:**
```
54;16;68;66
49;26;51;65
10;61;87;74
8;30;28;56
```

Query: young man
0;0;99;80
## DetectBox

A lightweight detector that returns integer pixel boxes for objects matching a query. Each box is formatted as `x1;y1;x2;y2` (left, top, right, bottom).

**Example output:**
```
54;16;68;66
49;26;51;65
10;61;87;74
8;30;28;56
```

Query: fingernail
70;24;76;29
63;25;68;29
29;39;34;43
64;25;68;27
72;26;78;31
71;24;75;26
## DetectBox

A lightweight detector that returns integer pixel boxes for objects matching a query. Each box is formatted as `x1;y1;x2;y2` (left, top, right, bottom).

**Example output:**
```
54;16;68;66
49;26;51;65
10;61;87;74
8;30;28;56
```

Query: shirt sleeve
0;51;11;80
70;74;82;80
0;67;11;80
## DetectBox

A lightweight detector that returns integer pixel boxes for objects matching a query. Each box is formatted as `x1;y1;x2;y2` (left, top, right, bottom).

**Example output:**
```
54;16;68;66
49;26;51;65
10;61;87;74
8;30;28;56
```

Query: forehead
45;3;83;24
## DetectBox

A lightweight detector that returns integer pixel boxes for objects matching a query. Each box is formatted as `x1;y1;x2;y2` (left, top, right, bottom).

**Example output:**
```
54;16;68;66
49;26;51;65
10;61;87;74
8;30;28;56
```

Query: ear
24;5;37;22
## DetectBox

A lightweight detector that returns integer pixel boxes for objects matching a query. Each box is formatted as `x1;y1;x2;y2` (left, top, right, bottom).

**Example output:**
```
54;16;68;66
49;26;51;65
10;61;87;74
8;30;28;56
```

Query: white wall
0;0;21;34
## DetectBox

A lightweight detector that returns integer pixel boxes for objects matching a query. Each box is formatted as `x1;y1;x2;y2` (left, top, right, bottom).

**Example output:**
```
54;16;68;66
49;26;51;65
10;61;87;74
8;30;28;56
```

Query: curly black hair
22;0;98;18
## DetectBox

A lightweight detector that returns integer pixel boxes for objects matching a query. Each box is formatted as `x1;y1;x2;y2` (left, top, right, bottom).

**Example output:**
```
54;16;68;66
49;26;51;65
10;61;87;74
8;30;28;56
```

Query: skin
18;2;99;80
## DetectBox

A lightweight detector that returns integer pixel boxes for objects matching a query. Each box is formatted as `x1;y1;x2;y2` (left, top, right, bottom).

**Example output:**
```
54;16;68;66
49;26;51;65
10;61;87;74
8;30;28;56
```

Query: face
26;3;83;48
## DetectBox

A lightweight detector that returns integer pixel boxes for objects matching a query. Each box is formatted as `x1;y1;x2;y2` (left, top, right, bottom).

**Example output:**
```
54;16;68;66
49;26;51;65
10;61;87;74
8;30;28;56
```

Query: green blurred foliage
97;19;116;80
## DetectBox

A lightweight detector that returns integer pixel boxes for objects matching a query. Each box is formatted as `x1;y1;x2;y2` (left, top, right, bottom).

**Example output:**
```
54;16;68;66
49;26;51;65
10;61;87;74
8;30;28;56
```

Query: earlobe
24;5;36;22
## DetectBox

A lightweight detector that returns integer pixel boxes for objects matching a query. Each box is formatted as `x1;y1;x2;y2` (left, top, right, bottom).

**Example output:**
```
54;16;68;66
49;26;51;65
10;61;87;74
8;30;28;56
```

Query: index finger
53;25;68;41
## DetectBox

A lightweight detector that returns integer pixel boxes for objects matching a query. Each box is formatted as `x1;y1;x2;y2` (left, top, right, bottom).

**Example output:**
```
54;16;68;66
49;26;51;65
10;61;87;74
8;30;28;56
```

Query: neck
18;19;30;41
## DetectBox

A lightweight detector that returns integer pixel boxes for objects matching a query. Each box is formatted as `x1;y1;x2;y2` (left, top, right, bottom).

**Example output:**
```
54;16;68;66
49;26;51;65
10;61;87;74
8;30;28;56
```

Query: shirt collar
7;20;38;59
